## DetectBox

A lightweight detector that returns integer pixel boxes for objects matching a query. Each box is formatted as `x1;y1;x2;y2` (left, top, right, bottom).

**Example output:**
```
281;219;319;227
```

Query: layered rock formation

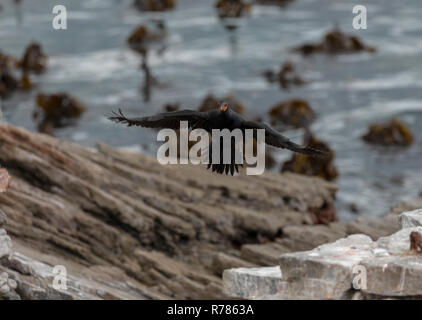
0;124;339;299
224;209;422;299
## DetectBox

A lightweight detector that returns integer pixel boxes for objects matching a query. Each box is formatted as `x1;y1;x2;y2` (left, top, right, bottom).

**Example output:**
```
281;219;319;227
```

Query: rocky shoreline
224;209;422;299
0;124;420;299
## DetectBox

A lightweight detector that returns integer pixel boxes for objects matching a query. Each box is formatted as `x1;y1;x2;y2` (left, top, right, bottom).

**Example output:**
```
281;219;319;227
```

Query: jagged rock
34;93;86;134
399;209;422;229
263;61;305;90
212;253;256;276
224;211;422;299
223;266;282;299
281;135;338;181
198;94;245;114
133;0;176;12
0;251;166;300
0;124;337;299
360;226;422;297
362;118;413;146
225;234;374;299
18;43;47;74
268;99;314;128
293;28;376;56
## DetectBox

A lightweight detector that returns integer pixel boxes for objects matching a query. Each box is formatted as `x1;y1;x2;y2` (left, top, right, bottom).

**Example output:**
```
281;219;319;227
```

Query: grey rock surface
361;255;422;297
376;226;422;254
399;209;422;229
0;210;7;228
278;234;374;299
0;229;12;259
223;267;283;299
224;210;422;300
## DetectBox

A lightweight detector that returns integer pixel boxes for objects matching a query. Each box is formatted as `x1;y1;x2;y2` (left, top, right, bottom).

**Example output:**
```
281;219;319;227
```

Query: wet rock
281;135;338;181
399;209;422;229
268;99;314;128
293;28;376;56
263;61;305;90
215;0;252;20
34;93;86;134
18;43;47;74
199;94;245;114
362;118;413;146
133;0;176;12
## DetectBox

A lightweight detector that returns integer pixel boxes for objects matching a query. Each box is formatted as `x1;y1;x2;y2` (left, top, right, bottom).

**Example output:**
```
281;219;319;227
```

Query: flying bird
108;103;325;175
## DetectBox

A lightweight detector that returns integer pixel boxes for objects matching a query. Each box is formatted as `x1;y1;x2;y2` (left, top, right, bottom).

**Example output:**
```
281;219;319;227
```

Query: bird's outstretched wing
241;120;325;157
108;108;215;130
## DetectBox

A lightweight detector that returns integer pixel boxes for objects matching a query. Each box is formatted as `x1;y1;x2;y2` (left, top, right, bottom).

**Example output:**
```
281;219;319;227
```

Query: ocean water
1;0;421;220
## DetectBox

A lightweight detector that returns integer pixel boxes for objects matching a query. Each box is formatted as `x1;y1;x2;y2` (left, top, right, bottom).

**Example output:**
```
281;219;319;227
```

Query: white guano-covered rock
223;210;422;299
278;234;374;299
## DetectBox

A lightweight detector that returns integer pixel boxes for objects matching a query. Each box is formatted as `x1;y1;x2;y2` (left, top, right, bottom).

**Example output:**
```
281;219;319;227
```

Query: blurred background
0;0;421;221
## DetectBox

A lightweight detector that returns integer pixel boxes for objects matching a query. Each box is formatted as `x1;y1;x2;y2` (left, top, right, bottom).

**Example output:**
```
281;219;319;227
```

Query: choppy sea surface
1;0;421;220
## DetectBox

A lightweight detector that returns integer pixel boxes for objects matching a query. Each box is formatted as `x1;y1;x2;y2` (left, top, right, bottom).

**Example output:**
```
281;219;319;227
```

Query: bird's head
219;102;229;112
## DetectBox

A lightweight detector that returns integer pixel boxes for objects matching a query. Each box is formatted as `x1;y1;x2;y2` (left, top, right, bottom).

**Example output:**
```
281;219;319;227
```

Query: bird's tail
206;140;243;176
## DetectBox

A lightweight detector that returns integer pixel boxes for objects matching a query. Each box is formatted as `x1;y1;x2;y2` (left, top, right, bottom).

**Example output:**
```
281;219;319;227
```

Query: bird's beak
220;104;228;111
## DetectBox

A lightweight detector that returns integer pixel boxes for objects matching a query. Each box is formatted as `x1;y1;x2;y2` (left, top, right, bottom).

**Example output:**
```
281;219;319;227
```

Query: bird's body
206;109;243;131
108;103;325;175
